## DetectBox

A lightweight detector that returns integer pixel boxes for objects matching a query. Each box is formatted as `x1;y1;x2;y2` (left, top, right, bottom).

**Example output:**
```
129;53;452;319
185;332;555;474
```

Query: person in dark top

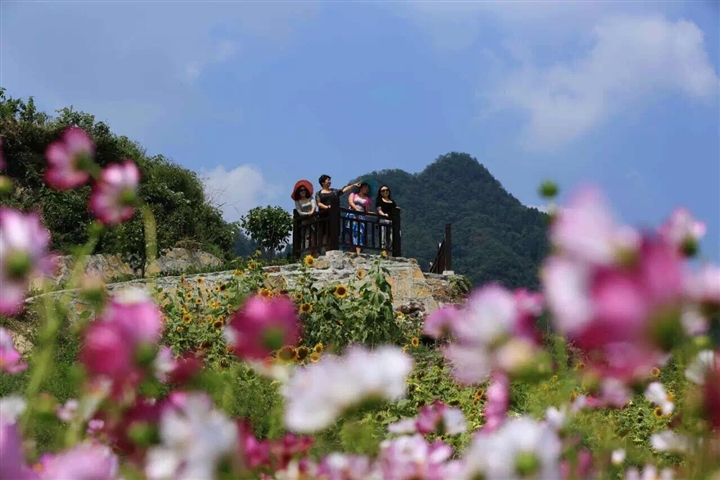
375;184;399;250
315;174;361;249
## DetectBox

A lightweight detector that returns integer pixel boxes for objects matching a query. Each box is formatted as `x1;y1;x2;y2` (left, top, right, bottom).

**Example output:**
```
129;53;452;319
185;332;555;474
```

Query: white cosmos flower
460;416;561;480
650;430;693;454
145;392;238;480
283;345;413;433
0;395;26;422
644;382;674;416
685;350;716;385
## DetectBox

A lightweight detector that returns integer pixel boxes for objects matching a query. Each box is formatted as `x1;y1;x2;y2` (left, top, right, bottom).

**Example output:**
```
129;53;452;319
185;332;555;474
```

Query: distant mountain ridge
348;152;550;290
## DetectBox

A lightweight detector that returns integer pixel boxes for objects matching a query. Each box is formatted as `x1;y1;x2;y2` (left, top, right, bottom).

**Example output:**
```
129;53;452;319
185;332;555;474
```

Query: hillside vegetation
349;152;550;289
0;89;241;267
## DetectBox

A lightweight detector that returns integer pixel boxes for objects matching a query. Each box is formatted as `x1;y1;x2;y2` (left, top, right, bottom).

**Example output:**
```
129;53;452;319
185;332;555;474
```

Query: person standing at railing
375;184;398;250
346;182;372;254
292;180;317;255
315;175;361;250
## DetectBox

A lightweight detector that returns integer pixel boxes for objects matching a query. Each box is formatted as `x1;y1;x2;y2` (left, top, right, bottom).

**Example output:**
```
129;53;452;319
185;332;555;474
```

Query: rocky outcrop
30;248;223;290
23;251;465;328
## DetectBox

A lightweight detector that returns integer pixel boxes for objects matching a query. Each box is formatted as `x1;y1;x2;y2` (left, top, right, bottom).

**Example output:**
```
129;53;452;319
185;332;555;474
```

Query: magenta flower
224;294;300;361
89;160;140;225
0;417;39;480
38;443;119;480
80;288;162;388
44;127;94;190
0;327;27;374
0;208;56;316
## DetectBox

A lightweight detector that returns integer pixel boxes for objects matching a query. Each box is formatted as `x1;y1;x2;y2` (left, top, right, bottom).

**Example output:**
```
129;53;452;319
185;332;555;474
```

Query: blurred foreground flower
282;345;413;433
0;327;27;374
89;160;140;225
224;294;300;361
0;208;56;315
44;126;94;190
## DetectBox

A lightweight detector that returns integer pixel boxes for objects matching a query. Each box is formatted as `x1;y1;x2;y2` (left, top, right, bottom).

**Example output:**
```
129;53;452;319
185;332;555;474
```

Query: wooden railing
292;196;402;258
429;223;452;274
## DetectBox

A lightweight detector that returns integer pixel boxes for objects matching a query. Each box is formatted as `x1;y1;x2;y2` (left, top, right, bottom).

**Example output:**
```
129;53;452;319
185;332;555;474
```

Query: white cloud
527;204;550;214
479;15;719;152
201;165;282;223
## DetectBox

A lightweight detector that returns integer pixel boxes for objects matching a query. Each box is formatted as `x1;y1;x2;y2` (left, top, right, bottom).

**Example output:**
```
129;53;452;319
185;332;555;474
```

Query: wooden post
292;211;301;259
327;196;340;252
391;208;402;257
444;223;452;272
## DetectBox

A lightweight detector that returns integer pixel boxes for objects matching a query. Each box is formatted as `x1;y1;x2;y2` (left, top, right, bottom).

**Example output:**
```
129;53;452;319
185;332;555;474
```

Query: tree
240;206;293;260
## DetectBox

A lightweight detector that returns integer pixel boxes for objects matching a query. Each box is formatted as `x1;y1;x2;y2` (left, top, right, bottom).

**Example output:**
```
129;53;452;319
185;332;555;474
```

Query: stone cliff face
30;248;223;290
14;251;466;354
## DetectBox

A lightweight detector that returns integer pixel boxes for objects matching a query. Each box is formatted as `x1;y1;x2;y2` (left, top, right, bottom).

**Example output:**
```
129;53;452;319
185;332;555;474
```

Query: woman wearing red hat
292;180;317;255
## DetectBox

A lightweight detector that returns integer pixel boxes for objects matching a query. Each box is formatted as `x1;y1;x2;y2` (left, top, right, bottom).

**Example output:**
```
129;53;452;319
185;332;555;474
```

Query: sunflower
541;382;549;391
195;298;202;305
248;262;257;271
214;285;221;292
333;285;348;299
313;342;324;354
651;367;661;378
303;255;315;267
356;269;366;280
182;313;192;325
309;352;321;363
653;407;665;418
199;322;206;329
473;388;485;404
300;303;313;314
185;292;193;300
296;346;310;362
258;288;273;298
411;337;419;348
225;345;234;354
197;277;204;285
219;284;227;292
176;326;184;333
381;250;387;258
213;319;225;330
233;269;242;276
294;292;303;302
574;362;586;371
277;346;297;362
181;274;186;283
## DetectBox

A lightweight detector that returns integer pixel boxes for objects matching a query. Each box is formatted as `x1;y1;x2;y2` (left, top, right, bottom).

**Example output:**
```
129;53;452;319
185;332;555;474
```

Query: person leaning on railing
315;174;361;249
375;184;399;250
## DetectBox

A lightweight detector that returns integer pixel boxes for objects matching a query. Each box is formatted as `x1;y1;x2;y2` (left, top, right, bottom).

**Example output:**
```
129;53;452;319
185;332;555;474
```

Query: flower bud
538;180;559;200
0;175;12;196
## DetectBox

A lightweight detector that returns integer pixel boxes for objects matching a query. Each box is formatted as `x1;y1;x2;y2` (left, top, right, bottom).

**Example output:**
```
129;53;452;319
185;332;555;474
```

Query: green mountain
349;152;550;290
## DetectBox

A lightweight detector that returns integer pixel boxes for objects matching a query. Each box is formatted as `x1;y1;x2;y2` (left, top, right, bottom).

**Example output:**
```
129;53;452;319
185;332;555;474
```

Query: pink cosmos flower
438;284;543;384
549;185;640;267
0;416;39;480
89;160;140;225
38;443;120;480
543;235;685;352
0;327;27;374
378;435;453;480
422;305;461;339
80;288;162;389
0;208;56;316
481;371;510;434
659;207;706;255
224;294;300;361
44;127;94;190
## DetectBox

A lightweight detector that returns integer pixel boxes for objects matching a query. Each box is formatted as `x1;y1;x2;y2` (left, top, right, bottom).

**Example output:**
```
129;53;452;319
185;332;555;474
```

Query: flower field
0;129;719;479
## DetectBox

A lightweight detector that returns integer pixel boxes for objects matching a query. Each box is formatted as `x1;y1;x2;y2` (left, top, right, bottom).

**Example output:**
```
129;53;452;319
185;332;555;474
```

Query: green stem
140;204;158;290
21;226;103;433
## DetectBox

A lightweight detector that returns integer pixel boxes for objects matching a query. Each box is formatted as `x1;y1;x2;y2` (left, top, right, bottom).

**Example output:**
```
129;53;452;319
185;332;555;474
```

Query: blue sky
2;0;719;262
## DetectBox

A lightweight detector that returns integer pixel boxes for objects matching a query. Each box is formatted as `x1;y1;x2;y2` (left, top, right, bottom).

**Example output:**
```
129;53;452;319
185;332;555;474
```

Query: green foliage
0;88;240;263
348;152;551;290
240;205;293;260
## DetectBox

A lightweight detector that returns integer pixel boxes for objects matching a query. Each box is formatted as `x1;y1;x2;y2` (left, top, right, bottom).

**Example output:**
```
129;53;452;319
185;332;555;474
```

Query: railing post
444;223;452;272
327;196;340;252
391;208;402;257
292;211;301;259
